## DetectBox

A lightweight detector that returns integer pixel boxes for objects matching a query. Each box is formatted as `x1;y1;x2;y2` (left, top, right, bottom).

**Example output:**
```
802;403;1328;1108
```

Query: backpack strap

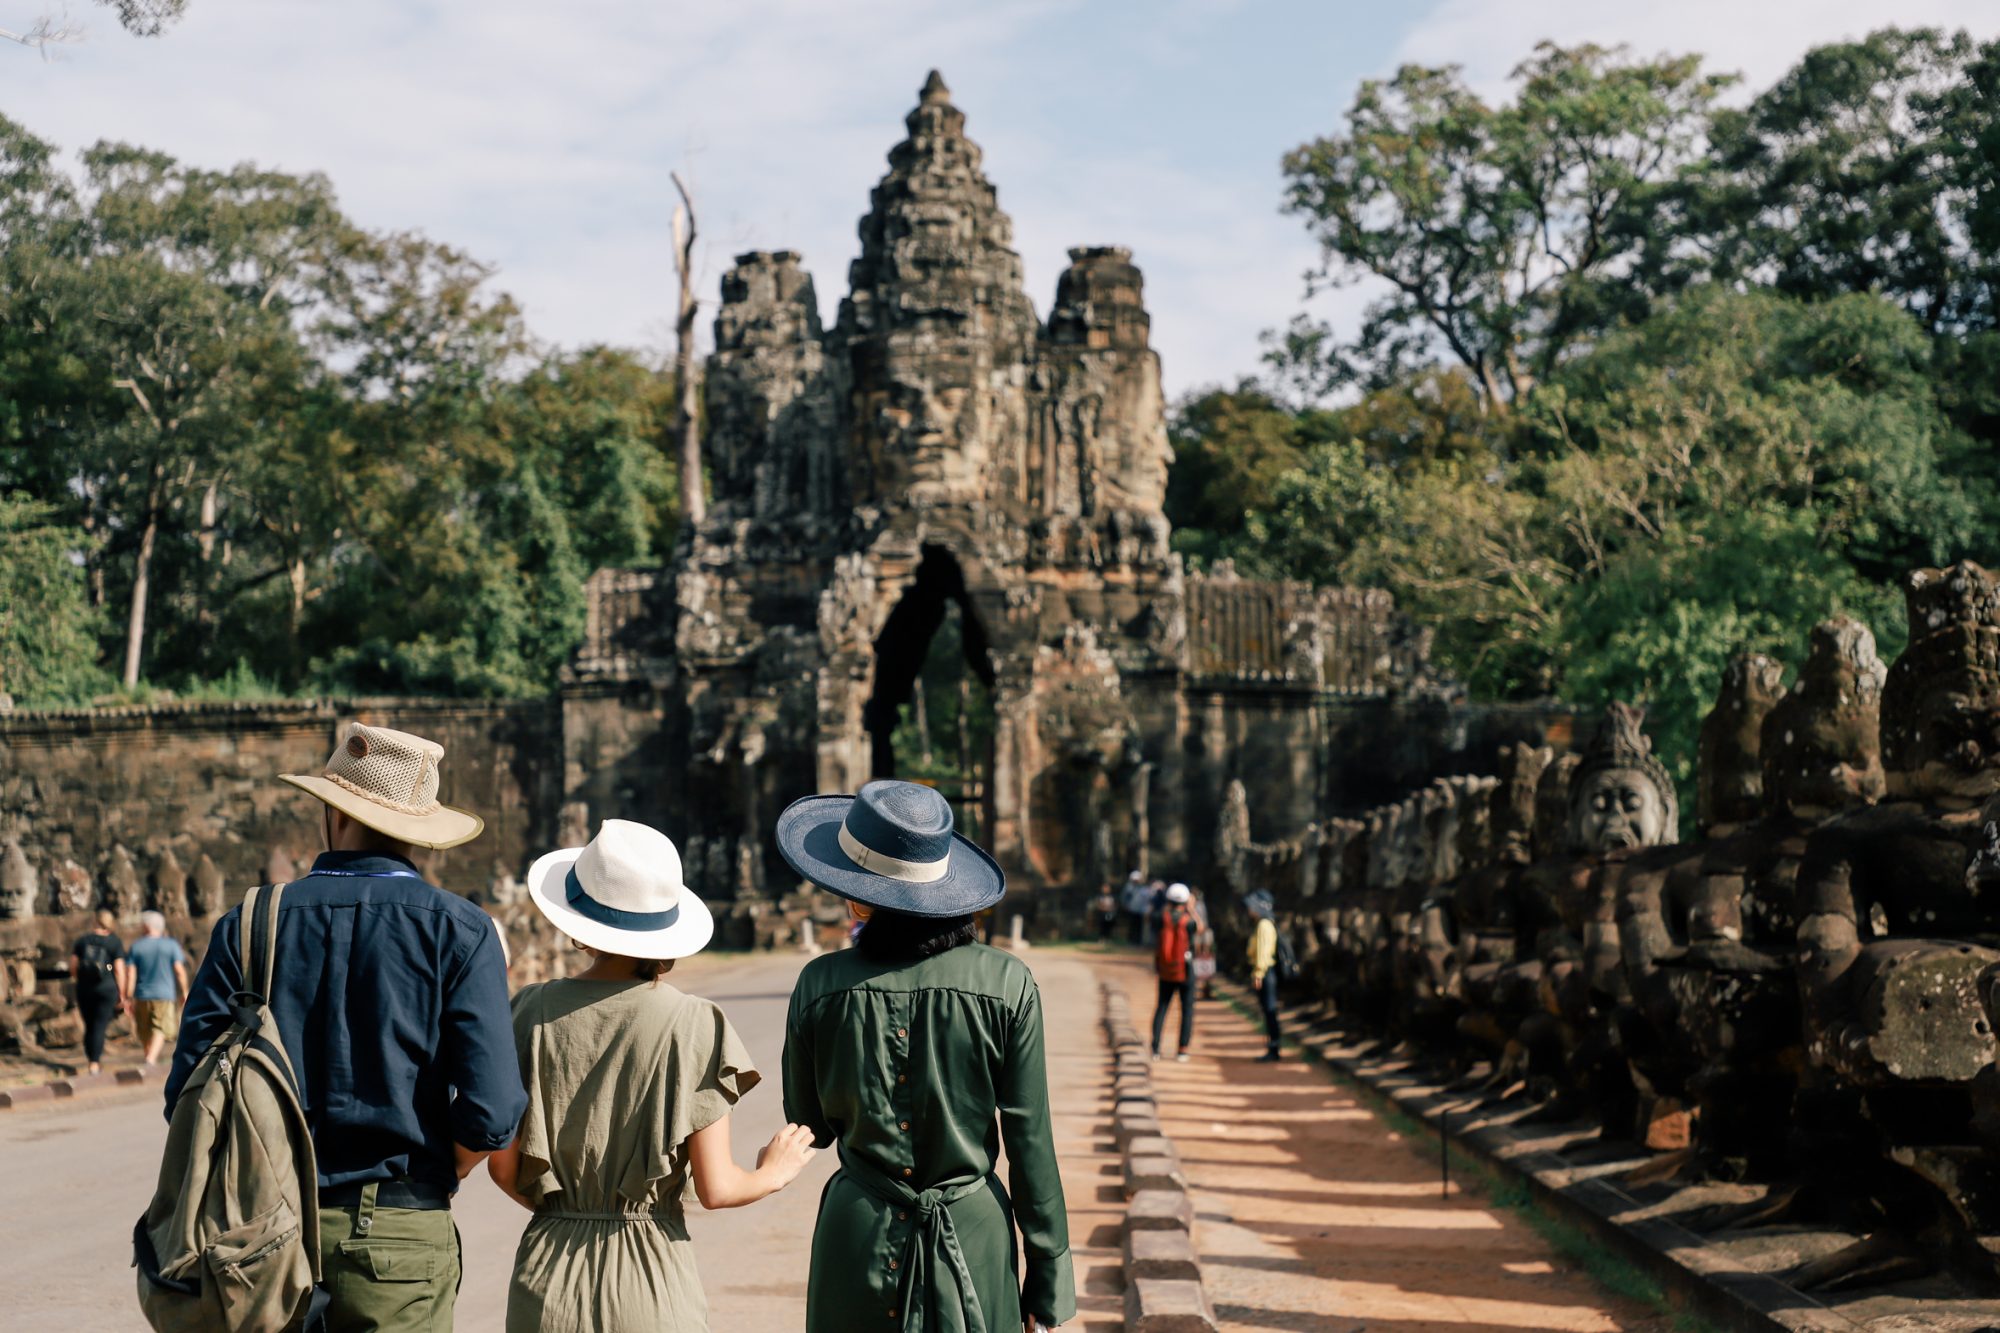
228;883;287;1032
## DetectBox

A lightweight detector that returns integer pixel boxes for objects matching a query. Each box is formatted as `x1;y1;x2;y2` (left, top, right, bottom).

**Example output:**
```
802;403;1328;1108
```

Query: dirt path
1096;952;1673;1333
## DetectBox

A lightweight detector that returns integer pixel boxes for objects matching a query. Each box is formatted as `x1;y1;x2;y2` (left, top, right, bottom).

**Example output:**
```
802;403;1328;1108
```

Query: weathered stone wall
0;697;557;912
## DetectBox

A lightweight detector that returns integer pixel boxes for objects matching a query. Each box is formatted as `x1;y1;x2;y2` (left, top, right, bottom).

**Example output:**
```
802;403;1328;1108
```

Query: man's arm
165;914;243;1118
438;917;528;1160
172;960;190;1004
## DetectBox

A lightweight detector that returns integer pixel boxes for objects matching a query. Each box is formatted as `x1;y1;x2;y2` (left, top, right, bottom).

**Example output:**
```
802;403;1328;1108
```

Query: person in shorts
125;911;189;1066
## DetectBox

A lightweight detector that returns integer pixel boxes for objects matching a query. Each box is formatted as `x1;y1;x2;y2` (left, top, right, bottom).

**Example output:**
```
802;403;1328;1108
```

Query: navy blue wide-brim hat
775;779;1006;918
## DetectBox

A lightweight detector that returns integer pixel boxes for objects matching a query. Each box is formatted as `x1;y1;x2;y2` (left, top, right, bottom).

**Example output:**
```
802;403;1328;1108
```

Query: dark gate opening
863;547;996;840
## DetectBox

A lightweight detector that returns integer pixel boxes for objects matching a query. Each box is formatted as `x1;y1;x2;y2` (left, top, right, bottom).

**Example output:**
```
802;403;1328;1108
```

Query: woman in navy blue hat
778;779;1076;1332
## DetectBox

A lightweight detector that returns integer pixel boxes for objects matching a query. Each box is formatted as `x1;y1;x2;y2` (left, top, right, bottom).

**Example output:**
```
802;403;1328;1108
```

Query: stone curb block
1113;1114;1164;1150
1124;1135;1179;1166
1124;1277;1218;1332
0;1083;57;1109
1124;1187;1194;1233
1124;1154;1185;1198
1124;1228;1201;1282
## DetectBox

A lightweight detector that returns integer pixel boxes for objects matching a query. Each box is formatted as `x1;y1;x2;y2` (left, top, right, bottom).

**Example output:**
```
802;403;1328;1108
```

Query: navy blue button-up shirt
166;852;527;1193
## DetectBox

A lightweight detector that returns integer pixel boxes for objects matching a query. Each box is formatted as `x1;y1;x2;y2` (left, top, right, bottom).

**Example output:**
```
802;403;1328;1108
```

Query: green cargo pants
316;1183;461;1333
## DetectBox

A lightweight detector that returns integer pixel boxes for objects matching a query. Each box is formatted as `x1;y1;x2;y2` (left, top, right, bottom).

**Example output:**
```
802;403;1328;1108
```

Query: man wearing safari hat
778;779;1075;1332
166;722;527;1332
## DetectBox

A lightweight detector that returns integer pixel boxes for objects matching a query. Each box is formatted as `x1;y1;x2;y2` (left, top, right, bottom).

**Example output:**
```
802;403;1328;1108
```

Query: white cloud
8;0;1992;401
1400;0;1997;96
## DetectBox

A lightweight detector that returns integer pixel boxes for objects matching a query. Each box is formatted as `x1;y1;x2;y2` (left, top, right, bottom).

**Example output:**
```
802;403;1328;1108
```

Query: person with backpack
154;723;527;1333
71;909;128;1075
1151;882;1198;1061
1246;889;1285;1062
488;818;818;1332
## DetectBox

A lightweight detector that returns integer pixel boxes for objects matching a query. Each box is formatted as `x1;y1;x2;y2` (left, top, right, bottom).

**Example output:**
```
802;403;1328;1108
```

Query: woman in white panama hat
487;819;817;1333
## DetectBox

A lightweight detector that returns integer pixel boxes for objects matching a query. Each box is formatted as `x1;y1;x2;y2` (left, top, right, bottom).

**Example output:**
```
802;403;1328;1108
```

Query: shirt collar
309;850;420;877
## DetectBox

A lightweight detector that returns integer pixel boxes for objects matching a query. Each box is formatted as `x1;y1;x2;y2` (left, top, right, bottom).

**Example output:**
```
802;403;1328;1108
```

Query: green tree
0;494;107;704
1275;42;1732;408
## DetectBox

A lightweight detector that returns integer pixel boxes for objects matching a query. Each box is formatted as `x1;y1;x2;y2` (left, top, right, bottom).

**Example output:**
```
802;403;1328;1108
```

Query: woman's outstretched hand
690;1113;818;1209
756;1122;819;1190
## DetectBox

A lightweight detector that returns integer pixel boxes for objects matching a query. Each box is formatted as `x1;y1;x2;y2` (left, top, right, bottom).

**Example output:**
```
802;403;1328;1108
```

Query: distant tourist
1120;868;1150;943
165;723;525;1331
1145;877;1168;946
777;780;1075;1333
1188;886;1218;999
1246;889;1283;1062
1151;883;1198;1061
125;911;189;1067
70;909;127;1076
1093;882;1119;941
490;819;815;1332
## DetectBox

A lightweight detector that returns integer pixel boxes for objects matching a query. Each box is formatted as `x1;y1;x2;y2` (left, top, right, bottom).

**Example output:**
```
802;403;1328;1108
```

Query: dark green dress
783;943;1076;1332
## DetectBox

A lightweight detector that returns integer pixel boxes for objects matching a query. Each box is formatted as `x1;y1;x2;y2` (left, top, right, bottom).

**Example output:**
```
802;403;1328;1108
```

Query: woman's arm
486;1137;535;1211
688;1115;816;1210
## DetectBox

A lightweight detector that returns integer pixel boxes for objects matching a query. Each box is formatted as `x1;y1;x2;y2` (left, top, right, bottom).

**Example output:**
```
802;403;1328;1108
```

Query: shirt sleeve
780;985;833;1148
438;915;529;1152
999;977;1077;1326
165;911;244;1119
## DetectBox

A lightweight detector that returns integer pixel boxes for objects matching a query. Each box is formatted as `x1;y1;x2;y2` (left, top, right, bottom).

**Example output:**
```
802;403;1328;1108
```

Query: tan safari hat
280;723;484;850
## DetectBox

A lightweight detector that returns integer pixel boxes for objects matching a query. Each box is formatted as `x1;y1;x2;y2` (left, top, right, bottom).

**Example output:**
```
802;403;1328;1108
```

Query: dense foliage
0;115;678;703
1174;27;2000;811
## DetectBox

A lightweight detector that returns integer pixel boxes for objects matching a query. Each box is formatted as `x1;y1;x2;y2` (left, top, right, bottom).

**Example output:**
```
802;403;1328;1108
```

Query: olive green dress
783;943;1076;1332
505;979;759;1333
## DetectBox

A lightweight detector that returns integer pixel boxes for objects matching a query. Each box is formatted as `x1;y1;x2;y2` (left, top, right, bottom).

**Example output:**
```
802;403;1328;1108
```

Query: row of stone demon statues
1213;560;2000;1292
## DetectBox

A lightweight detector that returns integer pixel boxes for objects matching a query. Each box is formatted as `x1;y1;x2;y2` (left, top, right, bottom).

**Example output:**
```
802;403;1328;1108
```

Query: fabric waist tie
533;1207;678;1224
839;1154;992;1333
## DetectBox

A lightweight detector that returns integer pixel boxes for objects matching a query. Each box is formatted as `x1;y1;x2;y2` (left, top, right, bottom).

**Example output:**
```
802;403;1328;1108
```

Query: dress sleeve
999;976;1077;1326
686;1001;760;1136
781;983;832;1148
508;985;560;1206
615;998;761;1204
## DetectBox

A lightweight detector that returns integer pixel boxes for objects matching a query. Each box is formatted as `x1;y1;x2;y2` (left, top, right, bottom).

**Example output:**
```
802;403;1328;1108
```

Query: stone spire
838;71;1039;508
842;70;1034;343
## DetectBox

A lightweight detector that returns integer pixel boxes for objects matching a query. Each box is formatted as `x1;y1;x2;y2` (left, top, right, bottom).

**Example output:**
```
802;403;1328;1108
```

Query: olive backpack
134;883;328;1332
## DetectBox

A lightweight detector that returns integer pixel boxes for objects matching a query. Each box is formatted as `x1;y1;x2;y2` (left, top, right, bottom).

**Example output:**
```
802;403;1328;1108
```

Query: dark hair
586;948;676;983
856;909;978;962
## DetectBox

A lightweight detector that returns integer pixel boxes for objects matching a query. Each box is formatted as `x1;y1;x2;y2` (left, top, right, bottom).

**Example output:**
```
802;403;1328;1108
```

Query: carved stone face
0;841;32;921
1571;769;1671;854
861;345;989;502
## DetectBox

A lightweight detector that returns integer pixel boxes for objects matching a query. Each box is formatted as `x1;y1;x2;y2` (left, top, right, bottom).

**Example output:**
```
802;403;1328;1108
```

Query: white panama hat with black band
526;819;714;960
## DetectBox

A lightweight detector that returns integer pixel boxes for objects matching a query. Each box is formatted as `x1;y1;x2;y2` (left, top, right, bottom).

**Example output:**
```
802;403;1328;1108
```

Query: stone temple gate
560;72;1561;914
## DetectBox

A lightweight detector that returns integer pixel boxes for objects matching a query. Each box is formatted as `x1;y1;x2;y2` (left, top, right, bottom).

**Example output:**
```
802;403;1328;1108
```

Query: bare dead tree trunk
671;171;705;526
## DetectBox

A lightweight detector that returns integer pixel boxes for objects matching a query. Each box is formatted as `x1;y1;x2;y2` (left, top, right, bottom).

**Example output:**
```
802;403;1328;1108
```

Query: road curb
0;1064;153;1110
1100;979;1218;1333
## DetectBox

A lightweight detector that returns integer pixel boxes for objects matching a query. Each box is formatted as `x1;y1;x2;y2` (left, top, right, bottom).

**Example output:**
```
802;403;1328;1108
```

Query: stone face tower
566;74;1438;911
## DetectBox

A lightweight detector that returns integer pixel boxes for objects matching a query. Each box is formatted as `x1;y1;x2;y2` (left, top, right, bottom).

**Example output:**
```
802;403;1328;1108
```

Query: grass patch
1214;989;1723;1333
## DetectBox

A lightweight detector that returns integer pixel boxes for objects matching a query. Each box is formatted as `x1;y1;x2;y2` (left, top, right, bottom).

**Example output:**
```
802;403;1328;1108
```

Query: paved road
0;948;834;1332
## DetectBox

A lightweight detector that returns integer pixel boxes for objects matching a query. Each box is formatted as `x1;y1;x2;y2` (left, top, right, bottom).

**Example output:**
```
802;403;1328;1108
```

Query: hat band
566;867;680;931
838;823;949;884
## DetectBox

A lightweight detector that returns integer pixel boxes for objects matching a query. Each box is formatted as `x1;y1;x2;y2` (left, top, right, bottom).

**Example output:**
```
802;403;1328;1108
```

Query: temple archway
863;546;996;839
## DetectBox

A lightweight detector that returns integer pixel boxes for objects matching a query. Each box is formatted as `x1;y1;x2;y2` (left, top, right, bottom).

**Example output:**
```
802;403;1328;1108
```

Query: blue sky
8;0;1995;396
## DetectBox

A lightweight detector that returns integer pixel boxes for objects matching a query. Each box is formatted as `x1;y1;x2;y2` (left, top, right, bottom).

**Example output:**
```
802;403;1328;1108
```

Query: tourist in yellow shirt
1245;890;1282;1062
